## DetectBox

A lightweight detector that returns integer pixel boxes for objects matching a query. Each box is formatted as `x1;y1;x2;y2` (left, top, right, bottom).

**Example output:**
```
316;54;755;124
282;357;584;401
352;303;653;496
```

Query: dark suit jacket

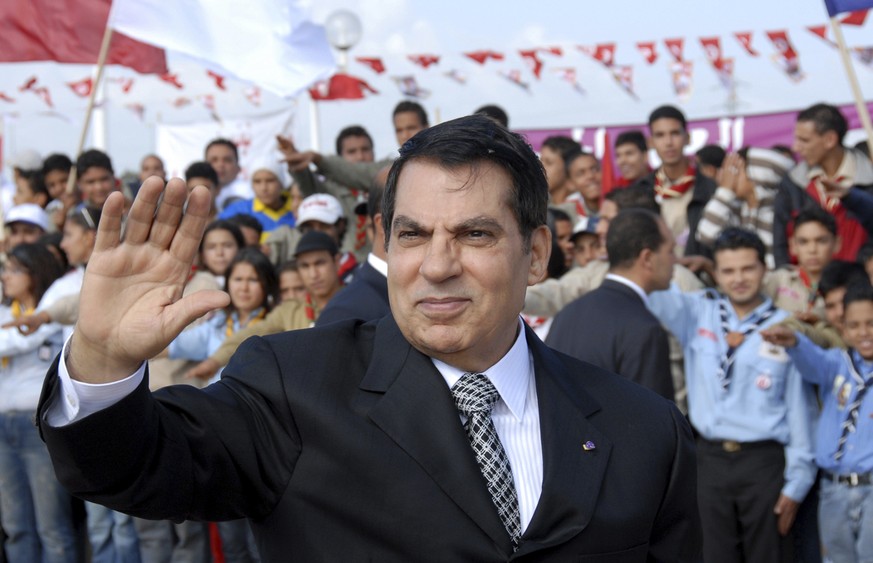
38;316;701;562
546;278;674;401
315;260;389;326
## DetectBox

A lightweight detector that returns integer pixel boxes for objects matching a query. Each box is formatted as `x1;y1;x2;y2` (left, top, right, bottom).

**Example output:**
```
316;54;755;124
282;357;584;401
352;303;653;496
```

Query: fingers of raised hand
168;185;213;264
123;177;167;245
148;178;189;251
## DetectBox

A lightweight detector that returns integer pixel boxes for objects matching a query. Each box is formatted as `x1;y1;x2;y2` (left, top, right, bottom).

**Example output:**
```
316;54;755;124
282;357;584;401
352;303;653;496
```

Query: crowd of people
0;98;869;562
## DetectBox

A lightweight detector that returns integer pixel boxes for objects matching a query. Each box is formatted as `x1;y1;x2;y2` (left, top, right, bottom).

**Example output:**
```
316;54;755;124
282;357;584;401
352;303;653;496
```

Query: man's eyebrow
391;215;425;231
452;216;504;233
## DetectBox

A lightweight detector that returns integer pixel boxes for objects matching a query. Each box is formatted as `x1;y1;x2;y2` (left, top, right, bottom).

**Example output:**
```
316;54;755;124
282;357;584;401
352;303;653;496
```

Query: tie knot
452;372;500;417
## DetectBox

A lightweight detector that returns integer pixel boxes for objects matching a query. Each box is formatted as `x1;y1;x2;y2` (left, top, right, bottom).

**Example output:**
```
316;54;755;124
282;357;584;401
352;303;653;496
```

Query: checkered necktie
835;351;872;462
452;372;521;549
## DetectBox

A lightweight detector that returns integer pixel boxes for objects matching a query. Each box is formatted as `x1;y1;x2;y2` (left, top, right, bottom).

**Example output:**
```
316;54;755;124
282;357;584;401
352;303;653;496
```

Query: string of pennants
1;9;869;119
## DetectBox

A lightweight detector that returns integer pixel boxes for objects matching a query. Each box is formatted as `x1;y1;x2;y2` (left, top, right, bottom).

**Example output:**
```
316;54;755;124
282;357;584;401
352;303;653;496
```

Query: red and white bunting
408;54;440;69
0;92;15;103
67;77;93;97
699;37;722;66
19;76;53;107
670;60;693;101
553;67;585;94
464;50;505;65
664;38;684;62
108;77;135;93
579;43;616;67
244;86;261;106
636;41;658;64
519;49;544;79
392;75;429;98
356;57;386;74
734;32;759;56
766;30;804;82
160;73;184;89
444;69;467;84
841;9;869;25
309;73;379;101
498;69;529;91
206;70;226;90
807;25;834;45
611;65;637;99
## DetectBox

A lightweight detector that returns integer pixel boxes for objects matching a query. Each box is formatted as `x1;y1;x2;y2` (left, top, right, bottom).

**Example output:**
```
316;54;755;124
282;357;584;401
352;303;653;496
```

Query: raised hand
67;178;230;383
276;134;319;172
759;325;798;348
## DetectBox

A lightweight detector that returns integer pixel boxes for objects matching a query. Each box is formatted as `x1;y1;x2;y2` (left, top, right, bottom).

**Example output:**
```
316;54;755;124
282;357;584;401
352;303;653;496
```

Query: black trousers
697;439;795;563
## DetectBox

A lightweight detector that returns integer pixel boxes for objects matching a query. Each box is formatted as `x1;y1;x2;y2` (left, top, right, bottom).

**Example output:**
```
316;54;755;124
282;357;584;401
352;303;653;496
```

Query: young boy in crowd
41;153;76;231
765;207;839;323
763;282;873;563
76;149;119;209
219;161;295;242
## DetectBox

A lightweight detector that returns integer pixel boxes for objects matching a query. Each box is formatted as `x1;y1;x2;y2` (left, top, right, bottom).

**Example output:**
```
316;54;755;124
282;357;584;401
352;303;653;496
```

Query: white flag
109;0;336;97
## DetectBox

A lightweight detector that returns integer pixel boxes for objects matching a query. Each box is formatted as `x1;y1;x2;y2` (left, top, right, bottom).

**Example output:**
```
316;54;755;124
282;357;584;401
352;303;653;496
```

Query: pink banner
519;102;873;165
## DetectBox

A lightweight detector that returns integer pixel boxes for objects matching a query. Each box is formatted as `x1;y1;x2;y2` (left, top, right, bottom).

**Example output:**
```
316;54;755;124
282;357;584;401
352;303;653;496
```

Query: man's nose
419;238;462;282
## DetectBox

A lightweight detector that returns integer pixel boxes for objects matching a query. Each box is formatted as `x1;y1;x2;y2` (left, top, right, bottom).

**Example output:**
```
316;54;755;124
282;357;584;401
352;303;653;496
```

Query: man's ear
527;225;551;285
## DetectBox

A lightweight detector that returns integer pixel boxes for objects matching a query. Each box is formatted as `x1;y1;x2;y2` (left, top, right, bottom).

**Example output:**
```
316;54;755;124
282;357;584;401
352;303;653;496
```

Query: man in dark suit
37;116;701;561
316;179;390;325
547;209;676;400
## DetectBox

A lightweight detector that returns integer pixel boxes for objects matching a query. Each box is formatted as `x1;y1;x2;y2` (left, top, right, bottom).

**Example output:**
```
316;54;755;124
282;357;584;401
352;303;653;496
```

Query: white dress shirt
49;317;544;531
605;272;649;306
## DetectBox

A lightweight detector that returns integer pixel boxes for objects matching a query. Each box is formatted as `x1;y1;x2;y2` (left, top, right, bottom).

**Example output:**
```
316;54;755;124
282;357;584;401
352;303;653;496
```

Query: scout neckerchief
798;268;819;313
654;164;696;202
716;295;777;391
834;349;873;461
225;308;266;338
2;300;34;368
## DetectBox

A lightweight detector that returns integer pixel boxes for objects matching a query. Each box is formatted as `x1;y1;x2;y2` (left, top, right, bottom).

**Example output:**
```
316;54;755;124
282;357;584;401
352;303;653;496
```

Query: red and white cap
297;193;344;226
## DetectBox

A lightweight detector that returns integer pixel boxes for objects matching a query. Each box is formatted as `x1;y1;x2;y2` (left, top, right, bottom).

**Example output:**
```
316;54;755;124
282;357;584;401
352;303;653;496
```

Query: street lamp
325;10;362;72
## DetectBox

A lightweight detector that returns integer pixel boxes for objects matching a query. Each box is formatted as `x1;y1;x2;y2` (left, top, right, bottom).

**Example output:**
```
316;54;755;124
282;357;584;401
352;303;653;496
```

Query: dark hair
648;105;687;131
615;130;647;153
855;140;869;158
393;101;429;127
794;206;837;237
770;144;795;161
75;149;114;177
607;209;665;269
843;279;873;311
335;125;374;156
696;144;726;168
713;227;766;265
797;103;848;144
605;184;660;213
226;213;263;243
382;115;548;251
38;232;68;272
20;172;50;202
474;104;509;128
545;209;569;279
368;177;385;221
200;220;245;255
224;248;279;314
204;138;239;162
541;136;581;162
185;161;219;186
277;259;298;274
66;206;101;231
819;260;867;298
42;153;73;176
564;150;599;175
6;243;65;305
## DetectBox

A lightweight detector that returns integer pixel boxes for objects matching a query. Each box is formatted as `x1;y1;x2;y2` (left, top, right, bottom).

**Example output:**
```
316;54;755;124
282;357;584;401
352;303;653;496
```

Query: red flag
519;49;544;78
699;37;722;66
611;65;637;99
636;41;658;64
841;9;869;25
0;0;166;73
807;25;832;42
108;77;135;94
464;50;504;64
593;43;616;67
767;30;798;60
0;93;15;103
160;73;184;89
408;54;439;69
172;97;191;108
498;70;529;91
734;32;759;56
544;46;563;57
206;70;226;90
664;38;684;62
67;77;93;97
600;131;617;196
309;73;378;101
355;57;386;74
19;76;53;107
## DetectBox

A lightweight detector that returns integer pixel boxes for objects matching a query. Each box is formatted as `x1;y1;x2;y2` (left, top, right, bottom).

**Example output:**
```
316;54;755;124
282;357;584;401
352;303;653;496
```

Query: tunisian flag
0;0;167;74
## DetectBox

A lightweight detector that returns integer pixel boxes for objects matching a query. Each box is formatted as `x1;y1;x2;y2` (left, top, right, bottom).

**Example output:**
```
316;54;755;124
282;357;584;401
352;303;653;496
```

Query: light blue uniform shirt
649;285;818;501
788;334;873;475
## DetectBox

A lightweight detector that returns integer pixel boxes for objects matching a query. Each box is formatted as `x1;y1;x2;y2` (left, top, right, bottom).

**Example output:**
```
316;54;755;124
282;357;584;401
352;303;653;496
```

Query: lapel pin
582;441;596;451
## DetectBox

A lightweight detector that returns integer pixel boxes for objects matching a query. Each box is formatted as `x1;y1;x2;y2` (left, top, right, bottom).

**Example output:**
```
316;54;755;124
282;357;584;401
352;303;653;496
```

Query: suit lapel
360;316;511;549
516;329;613;556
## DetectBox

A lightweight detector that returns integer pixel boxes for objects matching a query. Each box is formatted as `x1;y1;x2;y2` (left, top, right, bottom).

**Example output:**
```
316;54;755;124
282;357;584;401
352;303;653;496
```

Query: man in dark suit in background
36;116;700;561
316;174;390;325
547;209;676;400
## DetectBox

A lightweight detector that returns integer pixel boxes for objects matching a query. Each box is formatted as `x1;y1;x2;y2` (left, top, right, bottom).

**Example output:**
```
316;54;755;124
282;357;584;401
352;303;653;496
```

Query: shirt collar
367;253;388;277
724;294;775;324
605;273;649;306
252;195;293;220
806;149;857;184
431;317;531;422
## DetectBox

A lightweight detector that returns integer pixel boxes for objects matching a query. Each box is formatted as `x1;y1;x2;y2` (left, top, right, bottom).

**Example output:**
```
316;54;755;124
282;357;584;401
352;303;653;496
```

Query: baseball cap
294;230;339;257
5;204;49;231
9;149;42;172
570;216;599;242
297;194;344;226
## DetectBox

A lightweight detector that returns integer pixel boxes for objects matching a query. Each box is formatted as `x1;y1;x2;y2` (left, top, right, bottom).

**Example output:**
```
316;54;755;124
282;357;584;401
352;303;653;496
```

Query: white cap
5;204;49;231
249;159;286;185
297;193;344;226
9;149;42;172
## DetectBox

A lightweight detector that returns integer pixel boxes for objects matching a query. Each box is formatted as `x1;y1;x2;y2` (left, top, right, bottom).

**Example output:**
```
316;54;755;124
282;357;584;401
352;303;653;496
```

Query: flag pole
66;23;115;194
829;15;873;161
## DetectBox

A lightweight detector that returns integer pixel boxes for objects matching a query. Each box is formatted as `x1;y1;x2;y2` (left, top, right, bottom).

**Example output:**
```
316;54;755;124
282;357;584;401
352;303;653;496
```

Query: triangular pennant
636;41;658;64
807;25;830;41
664;38;684;62
699;37;722;66
611;65;638;100
0;92;15;103
160;73;184;89
553;67;585;94
206;70;226;90
464;50;505;64
392;75;430;98
108;77;135;94
444;69;467;84
519;49;544;79
670;60;693;101
766;30;804;82
356;56;386;74
67;77;93;98
734;32;759;56
244;86;262;106
841;9;869;25
498;69;530;91
544;46;563;57
408;54;440;69
172;97;191;108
